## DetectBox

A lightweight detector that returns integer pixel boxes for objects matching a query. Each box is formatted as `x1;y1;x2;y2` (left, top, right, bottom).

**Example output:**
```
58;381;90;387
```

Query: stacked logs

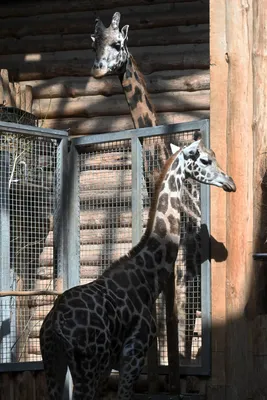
0;69;33;113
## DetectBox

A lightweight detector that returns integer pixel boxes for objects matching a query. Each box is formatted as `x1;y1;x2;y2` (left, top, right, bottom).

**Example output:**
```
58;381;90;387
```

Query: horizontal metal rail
0;120;68;139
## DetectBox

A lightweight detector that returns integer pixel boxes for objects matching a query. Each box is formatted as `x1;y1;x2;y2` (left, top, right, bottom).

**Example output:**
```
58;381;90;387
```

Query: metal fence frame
0;119;211;377
0;121;68;372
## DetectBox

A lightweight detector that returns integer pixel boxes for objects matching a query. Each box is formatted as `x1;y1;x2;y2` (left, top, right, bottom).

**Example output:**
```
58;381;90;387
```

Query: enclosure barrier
0;120;211;385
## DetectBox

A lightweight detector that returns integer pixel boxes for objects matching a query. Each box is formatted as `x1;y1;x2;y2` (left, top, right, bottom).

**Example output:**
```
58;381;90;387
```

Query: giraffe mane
129;55;158;122
110;150;180;268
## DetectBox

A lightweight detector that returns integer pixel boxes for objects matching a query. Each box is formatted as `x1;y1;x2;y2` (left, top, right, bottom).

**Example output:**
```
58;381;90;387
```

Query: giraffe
91;12;204;361
40;139;236;400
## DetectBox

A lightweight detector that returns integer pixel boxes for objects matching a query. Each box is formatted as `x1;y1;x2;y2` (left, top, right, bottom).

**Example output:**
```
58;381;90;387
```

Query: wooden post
225;1;253;399
251;1;267;397
208;0;228;397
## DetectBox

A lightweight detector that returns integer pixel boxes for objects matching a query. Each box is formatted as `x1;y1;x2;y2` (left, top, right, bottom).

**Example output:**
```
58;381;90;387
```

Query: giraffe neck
119;55;158;128
127;150;186;300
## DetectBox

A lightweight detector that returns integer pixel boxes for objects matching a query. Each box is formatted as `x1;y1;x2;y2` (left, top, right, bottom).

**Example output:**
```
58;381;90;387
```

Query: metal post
131;137;143;246
66;143;80;289
199;119;211;375
0;151;11;363
53;138;69;292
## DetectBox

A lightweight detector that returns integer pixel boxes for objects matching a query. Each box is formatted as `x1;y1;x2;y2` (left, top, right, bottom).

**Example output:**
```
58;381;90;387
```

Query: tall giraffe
40;139;236;400
91;12;203;360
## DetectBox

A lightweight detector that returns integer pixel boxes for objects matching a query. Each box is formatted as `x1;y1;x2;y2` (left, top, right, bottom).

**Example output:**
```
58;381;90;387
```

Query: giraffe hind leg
40;331;68;400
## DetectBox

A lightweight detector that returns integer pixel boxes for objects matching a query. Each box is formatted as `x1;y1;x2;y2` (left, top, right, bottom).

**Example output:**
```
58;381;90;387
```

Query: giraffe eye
200;158;211;166
112;42;121;50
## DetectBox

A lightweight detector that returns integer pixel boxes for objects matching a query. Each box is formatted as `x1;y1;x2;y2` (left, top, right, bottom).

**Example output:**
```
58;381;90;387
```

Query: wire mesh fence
0;125;65;365
76;125;207;373
0;120;210;376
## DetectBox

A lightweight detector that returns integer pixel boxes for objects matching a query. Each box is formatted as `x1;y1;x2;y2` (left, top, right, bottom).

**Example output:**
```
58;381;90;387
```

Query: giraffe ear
111;12;121;29
182;140;201;158
91;34;95;43
121;25;129;41
170;143;180;154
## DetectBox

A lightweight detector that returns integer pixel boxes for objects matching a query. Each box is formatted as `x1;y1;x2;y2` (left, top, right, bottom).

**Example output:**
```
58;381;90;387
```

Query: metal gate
0;120;210;379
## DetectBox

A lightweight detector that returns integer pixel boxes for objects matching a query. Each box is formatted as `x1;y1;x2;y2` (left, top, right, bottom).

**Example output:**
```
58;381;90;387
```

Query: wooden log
2;44;209;81
45;227;133;246
0;25;209;55
42;111;210;136
14;82;21;108
0;3;209;38
0;0;197;19
39;243;132;266
24;70;210;99
0;69;12;106
25;85;33;113
79;169;133;190
79;209;148;229
225;1;253;399
32;90;210;119
35;265;104;281
81;150;132;169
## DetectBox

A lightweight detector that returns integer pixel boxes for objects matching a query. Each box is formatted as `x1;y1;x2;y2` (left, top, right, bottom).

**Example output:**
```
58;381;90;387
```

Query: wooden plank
0;25;209;54
251;1;267;397
32;90;210;119
42;111;210;136
224;1;253;399
2;44;209;81
0;0;196;18
24;70;210;99
209;0;228;395
14;371;35;400
0;3;209;38
0;373;14;400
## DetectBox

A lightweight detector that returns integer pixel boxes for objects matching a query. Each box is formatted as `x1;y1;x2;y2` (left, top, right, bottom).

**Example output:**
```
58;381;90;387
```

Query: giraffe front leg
118;340;146;400
118;316;156;400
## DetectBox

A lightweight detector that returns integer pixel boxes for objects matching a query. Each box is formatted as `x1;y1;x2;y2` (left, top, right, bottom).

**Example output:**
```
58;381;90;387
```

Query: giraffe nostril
98;61;104;69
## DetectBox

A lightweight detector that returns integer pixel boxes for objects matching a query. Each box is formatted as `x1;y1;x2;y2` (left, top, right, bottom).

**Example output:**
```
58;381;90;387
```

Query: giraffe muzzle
221;176;236;192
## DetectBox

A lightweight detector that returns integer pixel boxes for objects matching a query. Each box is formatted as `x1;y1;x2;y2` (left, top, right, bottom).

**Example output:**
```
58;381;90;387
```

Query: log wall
0;0;209;398
0;0;210;137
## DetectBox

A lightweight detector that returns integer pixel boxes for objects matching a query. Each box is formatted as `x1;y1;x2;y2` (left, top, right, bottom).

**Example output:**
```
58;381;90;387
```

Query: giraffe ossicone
40;139;236;400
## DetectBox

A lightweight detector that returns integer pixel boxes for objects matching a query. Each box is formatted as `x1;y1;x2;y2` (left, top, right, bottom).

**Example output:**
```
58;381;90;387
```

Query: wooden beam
1;45;209;81
0;3;209;38
0;0;196;19
41;111;210;136
32;90;210;119
0;25;209;55
209;0;228;396
24;70;210;99
225;1;253;399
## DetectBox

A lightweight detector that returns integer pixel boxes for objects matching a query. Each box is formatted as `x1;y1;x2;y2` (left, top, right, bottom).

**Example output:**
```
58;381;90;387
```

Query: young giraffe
91;12;203;360
40;139;236;400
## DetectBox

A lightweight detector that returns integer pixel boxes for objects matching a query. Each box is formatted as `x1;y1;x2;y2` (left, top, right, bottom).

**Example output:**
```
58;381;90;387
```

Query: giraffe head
171;140;236;192
91;12;129;78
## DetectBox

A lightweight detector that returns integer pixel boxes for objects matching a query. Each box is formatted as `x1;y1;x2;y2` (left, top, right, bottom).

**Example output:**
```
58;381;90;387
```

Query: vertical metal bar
66;143;80;289
199;119;211;375
53;138;68;292
0;151;11;363
131;137;143;246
